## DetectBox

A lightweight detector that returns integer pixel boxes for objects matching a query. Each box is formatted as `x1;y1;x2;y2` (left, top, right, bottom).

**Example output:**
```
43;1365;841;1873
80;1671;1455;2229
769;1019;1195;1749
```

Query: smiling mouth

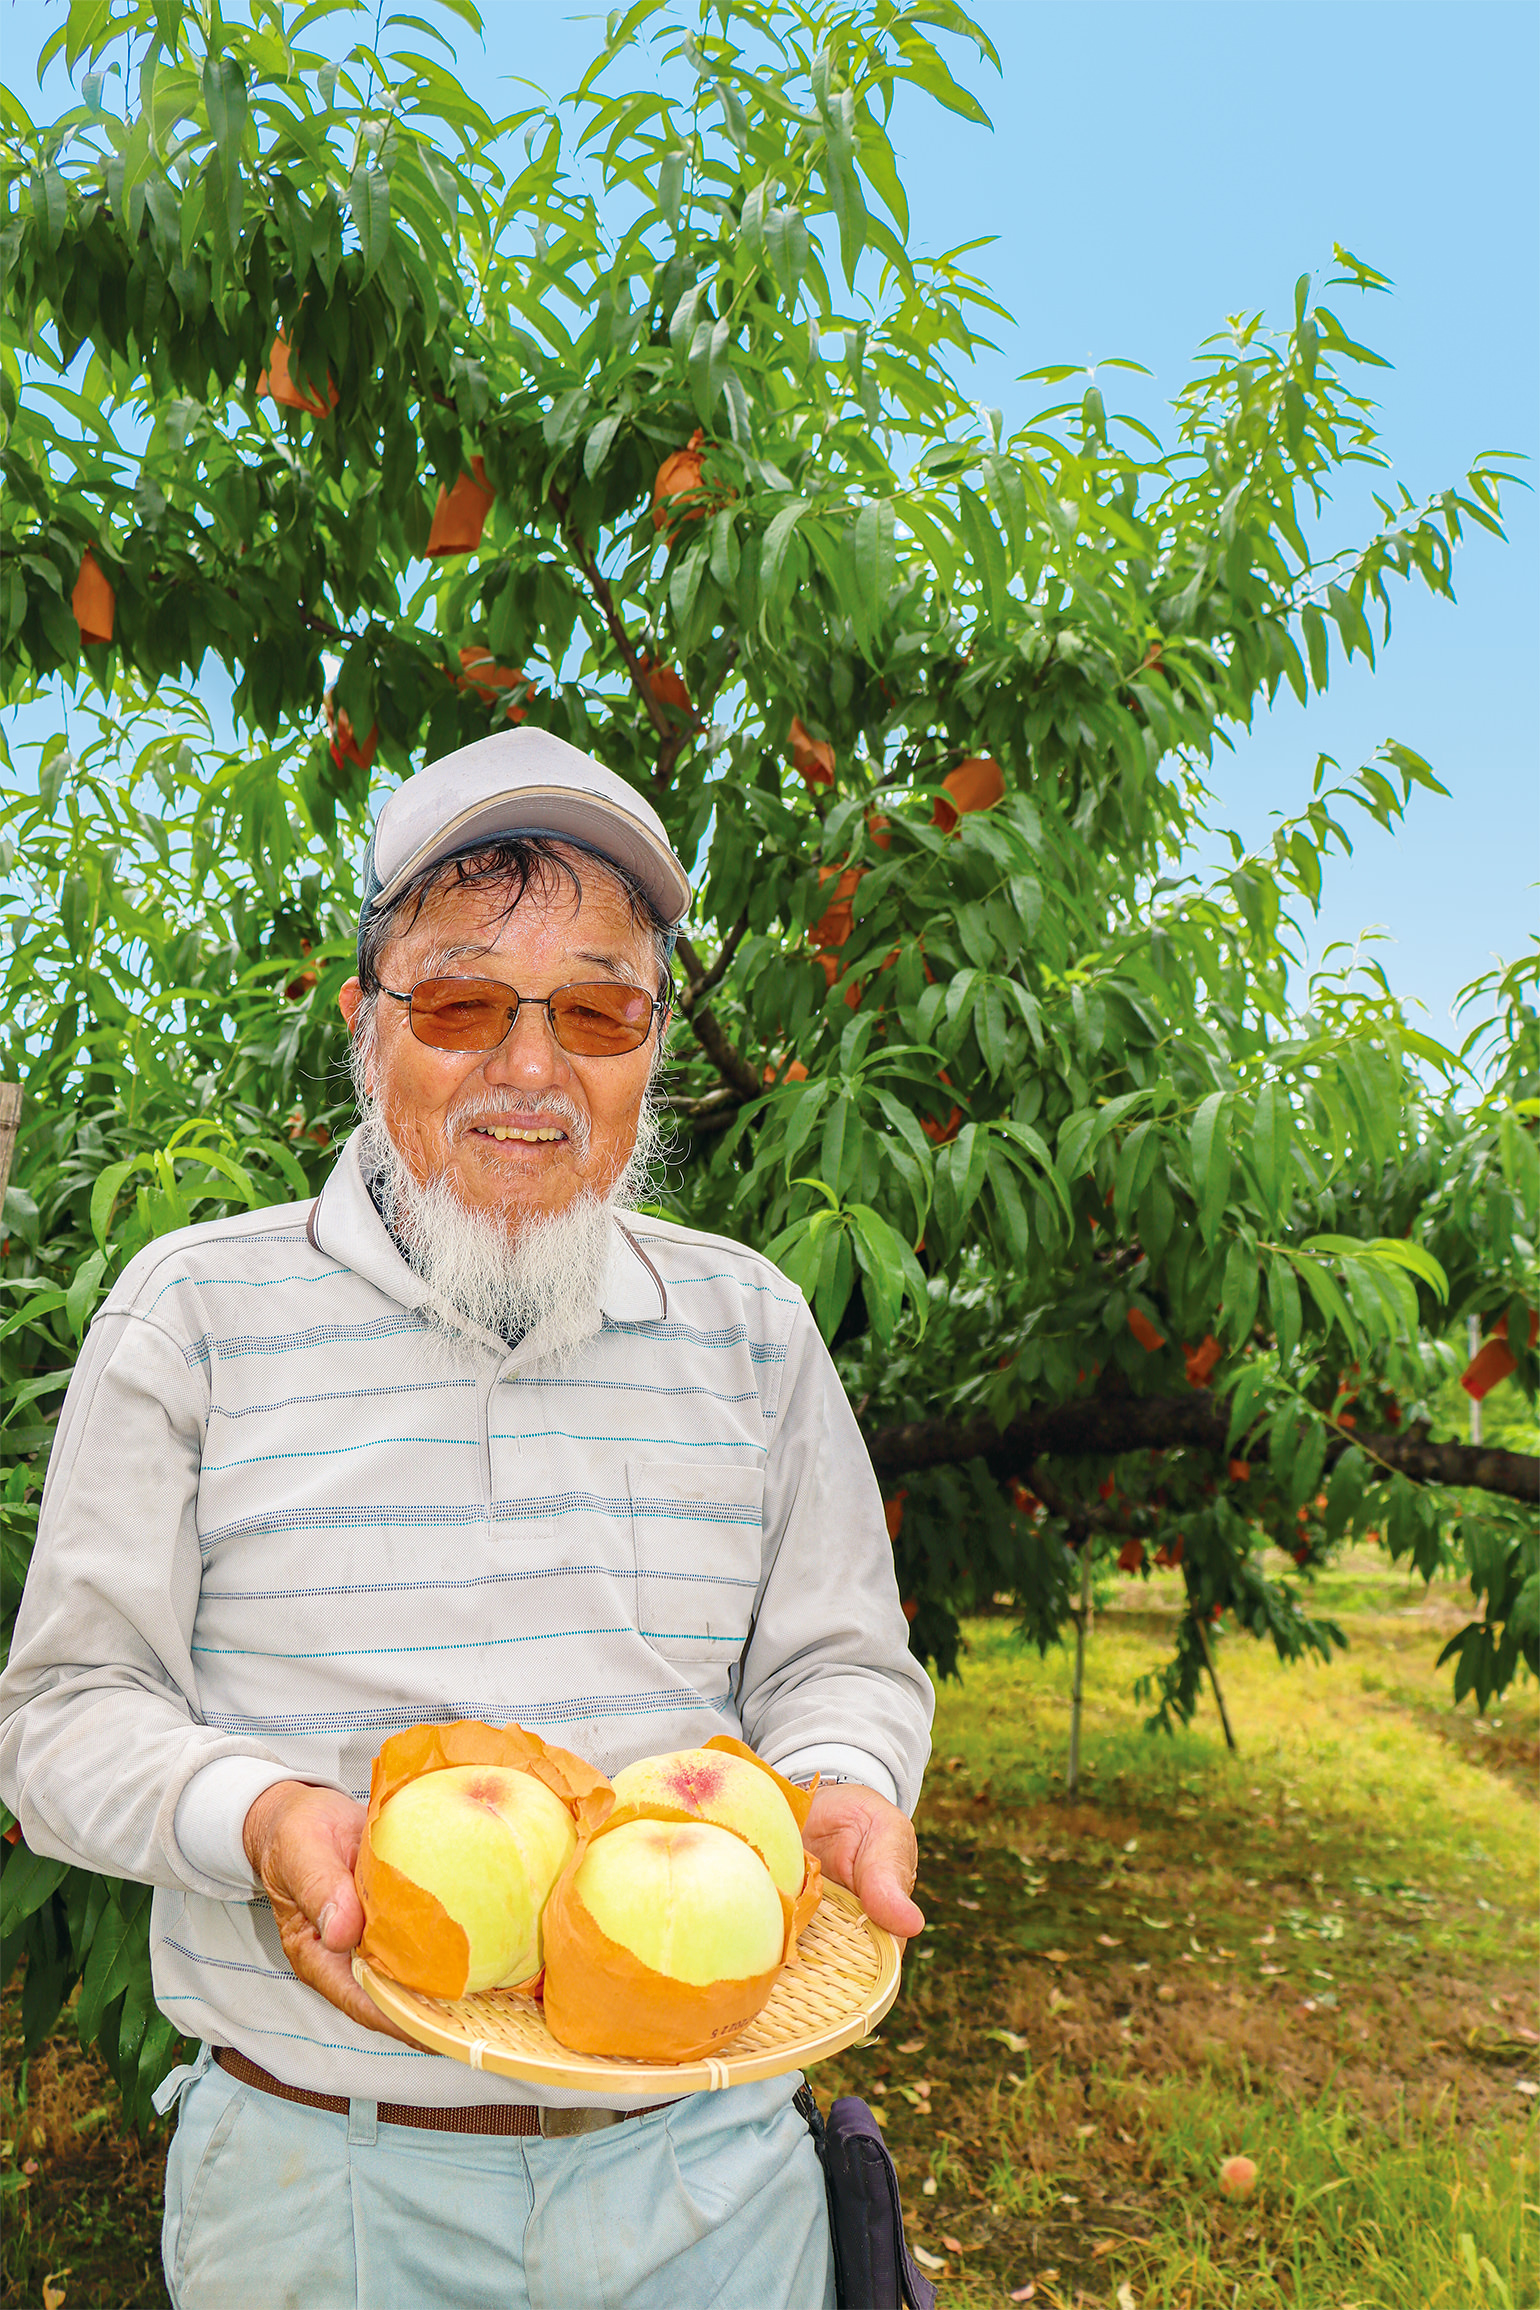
472;1124;568;1144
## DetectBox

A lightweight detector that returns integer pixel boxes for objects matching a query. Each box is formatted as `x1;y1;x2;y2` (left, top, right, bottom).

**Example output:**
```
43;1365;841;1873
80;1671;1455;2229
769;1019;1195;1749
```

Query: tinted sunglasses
379;975;665;1057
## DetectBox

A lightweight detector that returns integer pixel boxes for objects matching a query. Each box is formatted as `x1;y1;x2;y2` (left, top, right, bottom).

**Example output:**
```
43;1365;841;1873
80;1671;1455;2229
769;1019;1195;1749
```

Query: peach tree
1;0;1535;2110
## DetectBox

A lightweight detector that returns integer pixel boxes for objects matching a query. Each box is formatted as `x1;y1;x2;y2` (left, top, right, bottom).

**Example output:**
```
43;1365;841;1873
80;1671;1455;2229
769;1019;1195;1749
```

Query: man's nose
480;999;569;1087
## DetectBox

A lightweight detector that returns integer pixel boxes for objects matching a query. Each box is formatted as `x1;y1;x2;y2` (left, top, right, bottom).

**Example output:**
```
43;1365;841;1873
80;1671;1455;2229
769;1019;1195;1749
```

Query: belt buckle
538;2106;622;2139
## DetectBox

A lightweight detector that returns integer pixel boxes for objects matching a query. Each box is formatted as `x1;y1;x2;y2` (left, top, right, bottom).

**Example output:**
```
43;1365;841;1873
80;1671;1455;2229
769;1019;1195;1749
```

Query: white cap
358;729;692;936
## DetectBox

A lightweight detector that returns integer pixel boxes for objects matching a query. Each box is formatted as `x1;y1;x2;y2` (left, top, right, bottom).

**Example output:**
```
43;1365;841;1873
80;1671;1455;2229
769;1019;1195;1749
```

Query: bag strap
794;2082;848;2307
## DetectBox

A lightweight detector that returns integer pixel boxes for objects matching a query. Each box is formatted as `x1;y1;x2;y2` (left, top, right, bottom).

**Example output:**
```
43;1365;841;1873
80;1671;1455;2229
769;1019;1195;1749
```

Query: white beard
353;1087;662;1370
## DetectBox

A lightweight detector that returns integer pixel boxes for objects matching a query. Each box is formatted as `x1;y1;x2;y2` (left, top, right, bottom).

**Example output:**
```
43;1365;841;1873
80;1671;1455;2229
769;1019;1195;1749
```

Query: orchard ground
3;1545;1536;2310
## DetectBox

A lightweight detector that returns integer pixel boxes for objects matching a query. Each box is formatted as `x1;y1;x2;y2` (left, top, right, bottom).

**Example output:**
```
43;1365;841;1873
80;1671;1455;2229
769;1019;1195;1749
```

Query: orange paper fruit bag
542;1736;822;2062
356;1721;613;2000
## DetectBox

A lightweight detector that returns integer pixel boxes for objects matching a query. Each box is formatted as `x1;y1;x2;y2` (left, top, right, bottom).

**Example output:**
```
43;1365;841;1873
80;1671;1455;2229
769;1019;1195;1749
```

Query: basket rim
352;1881;902;2093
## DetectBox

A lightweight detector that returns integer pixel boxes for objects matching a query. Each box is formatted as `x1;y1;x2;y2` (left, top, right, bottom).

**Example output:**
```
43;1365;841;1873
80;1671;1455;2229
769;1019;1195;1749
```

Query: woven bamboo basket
352;1882;902;2093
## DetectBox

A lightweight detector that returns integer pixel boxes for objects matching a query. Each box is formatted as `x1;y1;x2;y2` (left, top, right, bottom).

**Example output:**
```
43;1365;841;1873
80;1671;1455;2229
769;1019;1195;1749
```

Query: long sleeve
0;1305;300;1898
739;1302;934;1811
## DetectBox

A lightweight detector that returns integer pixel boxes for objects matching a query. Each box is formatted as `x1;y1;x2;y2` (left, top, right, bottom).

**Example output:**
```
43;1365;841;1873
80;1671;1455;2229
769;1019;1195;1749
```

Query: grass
1;2026;169;2309
816;1545;1538;2308
3;1545;1535;2308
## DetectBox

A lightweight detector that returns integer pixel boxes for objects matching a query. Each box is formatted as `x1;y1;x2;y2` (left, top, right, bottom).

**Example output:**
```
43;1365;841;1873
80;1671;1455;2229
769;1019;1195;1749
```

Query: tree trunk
1193;1607;1238;1753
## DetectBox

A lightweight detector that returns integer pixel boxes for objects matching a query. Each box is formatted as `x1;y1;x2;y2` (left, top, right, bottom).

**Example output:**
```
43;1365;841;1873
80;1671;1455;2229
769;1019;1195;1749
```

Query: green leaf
758;501;807;611
1324;1444;1368;1540
849;498;895;645
1251;1080;1291;1218
66;1248;107;1340
1199;1102;1232;1247
1268;1253;1303;1368
1224;1361;1272;1454
349;161;392;284
75;1895;143;2049
1220;1235;1260;1351
1189;1091;1226;1197
201;56;249;171
30;165;70;253
1289;1417;1328;1512
1292;1252;1358;1350
0;1844;72;1932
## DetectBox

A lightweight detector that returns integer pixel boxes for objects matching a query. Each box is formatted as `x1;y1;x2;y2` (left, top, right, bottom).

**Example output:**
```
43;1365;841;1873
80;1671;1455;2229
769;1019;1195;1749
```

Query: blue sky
4;0;1535;1044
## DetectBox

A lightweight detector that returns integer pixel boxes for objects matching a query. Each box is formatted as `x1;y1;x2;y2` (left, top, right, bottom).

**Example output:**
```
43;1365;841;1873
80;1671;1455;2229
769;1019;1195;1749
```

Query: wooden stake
0;1084;20;1205
1066;1541;1093;1799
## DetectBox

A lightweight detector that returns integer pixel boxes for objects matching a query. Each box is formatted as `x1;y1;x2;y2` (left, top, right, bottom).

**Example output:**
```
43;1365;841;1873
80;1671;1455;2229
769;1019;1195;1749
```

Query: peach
573;1817;784;1985
369;1764;576;1992
610;1745;806;1898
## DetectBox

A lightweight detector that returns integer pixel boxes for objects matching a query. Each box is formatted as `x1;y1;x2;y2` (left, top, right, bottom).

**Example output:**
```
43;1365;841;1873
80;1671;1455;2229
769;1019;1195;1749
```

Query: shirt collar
309;1130;667;1332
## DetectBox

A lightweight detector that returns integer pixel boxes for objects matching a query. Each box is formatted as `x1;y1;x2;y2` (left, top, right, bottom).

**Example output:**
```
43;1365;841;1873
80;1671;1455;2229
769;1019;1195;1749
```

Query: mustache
443;1088;591;1151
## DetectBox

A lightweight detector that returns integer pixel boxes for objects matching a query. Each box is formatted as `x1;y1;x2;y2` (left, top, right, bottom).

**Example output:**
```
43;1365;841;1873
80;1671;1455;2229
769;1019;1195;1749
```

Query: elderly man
0;729;933;2310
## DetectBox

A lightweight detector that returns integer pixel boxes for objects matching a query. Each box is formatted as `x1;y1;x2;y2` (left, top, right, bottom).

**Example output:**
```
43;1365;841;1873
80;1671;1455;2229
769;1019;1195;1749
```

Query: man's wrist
771;1744;901;1806
174;1759;301;1894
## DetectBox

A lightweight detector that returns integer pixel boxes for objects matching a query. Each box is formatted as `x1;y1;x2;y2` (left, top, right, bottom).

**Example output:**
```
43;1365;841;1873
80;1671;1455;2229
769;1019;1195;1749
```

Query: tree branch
672;929;761;1103
546;483;673;748
676;917;748;1013
864;1390;1539;1505
664;1086;744;1128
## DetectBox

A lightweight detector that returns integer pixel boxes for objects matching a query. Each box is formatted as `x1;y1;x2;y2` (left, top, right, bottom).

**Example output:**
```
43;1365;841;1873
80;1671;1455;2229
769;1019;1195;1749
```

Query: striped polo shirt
0;1134;932;2104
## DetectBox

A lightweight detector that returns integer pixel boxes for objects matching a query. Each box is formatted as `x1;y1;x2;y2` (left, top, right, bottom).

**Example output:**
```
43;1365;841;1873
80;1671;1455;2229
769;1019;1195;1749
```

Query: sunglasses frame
378;973;670;1057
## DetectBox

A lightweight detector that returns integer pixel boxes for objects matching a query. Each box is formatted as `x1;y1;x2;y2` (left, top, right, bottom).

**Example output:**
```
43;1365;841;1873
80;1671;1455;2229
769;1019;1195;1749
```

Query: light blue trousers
159;2046;836;2310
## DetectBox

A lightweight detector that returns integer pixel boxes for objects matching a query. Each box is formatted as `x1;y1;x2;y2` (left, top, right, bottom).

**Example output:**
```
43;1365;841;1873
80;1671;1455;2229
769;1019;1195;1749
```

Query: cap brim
368;785;692;926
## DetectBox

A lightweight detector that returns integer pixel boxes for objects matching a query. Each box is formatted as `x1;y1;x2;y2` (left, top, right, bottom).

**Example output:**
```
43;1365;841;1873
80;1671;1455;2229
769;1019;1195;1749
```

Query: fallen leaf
1075;2122;1096;2139
898;2038;926;2054
912;2245;946;2271
1156;1984;1177;2003
21;2158;38;2176
1009;2289;1036;2304
1516;2080;1538;2098
1117;2285;1138;2310
942;2234;965;2252
1096;1933;1123;1947
871;2104;888;2125
921;2177;937;2196
986;2028;1030;2053
1043;1948;1072;1963
43;2279;69;2310
1091;2238;1118;2257
958;1898;981;1910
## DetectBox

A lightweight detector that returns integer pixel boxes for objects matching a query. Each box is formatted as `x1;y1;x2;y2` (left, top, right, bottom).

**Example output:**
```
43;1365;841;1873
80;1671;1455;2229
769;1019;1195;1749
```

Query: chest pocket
626;1458;765;1665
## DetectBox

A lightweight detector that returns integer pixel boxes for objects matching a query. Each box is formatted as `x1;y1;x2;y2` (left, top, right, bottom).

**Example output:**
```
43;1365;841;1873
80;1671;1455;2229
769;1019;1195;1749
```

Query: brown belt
214;2048;677;2137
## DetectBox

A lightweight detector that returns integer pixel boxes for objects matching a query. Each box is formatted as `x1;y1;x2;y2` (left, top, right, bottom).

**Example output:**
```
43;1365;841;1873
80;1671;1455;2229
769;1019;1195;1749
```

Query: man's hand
243;1781;415;2043
802;1783;924;1952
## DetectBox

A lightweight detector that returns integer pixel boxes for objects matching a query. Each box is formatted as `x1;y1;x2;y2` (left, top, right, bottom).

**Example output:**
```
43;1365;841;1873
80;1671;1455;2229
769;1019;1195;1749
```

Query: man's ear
339;978;365;1034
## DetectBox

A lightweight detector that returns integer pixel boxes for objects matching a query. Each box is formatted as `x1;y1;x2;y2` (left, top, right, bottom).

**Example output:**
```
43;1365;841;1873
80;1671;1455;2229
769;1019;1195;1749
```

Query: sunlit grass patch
821;1569;1537;2306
